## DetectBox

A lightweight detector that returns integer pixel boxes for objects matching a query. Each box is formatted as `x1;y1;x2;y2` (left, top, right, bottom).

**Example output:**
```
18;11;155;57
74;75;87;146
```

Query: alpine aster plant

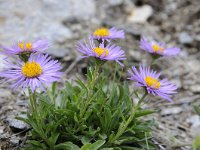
128;66;177;102
0;54;62;92
140;37;180;56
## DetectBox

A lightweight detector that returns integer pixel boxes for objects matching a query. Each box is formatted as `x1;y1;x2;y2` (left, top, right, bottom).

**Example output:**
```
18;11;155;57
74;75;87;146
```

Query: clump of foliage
21;66;155;149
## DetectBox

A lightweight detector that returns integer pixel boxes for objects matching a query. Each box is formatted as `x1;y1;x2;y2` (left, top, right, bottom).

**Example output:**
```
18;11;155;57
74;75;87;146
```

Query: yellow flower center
93;47;109;57
18;42;33;51
144;76;160;89
18;42;24;50
93;28;110;37
22;62;42;78
152;44;164;53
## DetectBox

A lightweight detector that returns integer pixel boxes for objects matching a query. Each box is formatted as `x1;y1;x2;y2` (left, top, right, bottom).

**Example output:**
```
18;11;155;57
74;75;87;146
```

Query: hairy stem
80;60;100;119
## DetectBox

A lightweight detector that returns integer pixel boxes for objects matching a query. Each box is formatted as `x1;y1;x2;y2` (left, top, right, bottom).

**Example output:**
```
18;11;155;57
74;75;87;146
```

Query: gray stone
42;0;95;21
161;107;182;116
178;32;193;44
7;115;29;133
0;133;9;139
187;59;200;73
0;0;95;44
171;78;181;89
0;54;6;71
16;99;28;107
38;23;73;43
0;89;11;97
46;47;70;57
108;0;123;6
10;136;20;145
0;126;4;134
9;119;28;133
195;34;200;41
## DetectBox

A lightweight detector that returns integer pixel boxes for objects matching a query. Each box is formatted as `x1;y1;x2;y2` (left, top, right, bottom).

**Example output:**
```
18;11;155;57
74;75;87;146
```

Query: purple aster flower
1;39;49;55
91;27;125;41
140;37;180;56
76;38;126;66
128;66;177;102
0;54;62;92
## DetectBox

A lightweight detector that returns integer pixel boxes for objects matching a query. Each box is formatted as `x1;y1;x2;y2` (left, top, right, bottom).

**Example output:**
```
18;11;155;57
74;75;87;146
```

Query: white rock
187;115;200;127
127;5;153;23
190;84;200;93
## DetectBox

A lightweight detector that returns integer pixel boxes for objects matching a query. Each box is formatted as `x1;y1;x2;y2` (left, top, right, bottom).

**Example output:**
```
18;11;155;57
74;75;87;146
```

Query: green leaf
76;79;88;93
54;142;80;150
81;136;91;144
193;135;200;150
81;140;105;150
49;132;60;146
135;110;155;118
15;116;30;124
194;105;200;116
26;140;47;149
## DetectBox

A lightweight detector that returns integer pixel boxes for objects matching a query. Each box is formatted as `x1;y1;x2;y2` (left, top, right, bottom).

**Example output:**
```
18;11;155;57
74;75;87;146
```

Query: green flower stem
150;54;160;67
28;89;54;148
28;88;37;116
137;90;148;107
80;60;101;119
90;63;100;89
113;63;117;82
109;91;148;143
19;53;31;62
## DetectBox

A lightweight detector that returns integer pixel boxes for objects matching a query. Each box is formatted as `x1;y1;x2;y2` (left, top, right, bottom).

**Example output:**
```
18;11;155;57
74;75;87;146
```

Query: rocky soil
0;0;200;149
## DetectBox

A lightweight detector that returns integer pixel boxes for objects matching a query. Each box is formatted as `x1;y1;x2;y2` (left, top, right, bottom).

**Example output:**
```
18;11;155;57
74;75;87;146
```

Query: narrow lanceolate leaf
81;140;105;150
135;110;155;118
54;142;80;150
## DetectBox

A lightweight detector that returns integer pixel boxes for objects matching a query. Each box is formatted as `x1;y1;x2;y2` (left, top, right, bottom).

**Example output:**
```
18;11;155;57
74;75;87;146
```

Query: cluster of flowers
77;27;180;102
0;27;180;102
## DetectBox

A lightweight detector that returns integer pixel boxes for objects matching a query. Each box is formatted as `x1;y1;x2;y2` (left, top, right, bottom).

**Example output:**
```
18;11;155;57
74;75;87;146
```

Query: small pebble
161;107;182;116
178;32;193;44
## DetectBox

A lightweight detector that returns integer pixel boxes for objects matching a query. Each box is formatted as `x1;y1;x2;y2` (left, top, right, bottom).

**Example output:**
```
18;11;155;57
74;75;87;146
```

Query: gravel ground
0;0;200;149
